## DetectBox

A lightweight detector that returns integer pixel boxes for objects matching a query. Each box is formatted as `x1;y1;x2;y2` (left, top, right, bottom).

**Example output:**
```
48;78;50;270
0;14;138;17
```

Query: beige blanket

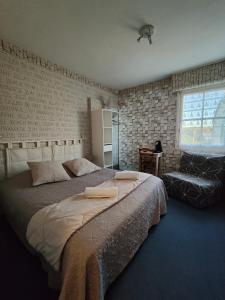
59;174;167;300
26;172;150;271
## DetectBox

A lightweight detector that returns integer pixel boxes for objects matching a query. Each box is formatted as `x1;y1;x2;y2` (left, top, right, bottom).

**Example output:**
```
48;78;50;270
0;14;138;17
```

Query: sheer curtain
179;85;225;154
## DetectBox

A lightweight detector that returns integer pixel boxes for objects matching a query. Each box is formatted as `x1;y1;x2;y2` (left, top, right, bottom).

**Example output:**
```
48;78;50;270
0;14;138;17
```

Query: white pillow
27;161;71;186
64;158;101;177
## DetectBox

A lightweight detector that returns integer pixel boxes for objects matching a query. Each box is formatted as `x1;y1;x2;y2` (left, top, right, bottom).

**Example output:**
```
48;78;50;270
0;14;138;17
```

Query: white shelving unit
91;109;119;168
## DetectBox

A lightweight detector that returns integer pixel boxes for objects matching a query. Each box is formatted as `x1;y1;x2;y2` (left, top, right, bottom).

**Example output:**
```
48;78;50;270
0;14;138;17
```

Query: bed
0;143;167;300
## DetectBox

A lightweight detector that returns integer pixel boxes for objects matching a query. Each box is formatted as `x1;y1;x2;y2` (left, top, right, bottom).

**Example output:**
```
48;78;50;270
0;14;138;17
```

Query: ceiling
0;0;225;90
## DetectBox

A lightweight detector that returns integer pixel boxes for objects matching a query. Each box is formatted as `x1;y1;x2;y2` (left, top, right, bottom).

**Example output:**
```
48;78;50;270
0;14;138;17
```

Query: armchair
161;152;225;208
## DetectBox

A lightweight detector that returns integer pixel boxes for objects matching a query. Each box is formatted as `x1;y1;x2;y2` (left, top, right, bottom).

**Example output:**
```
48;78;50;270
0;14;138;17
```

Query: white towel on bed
84;187;118;198
114;171;140;180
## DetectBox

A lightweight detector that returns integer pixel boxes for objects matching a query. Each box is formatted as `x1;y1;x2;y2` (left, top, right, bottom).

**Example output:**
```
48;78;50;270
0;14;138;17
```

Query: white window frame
177;83;225;154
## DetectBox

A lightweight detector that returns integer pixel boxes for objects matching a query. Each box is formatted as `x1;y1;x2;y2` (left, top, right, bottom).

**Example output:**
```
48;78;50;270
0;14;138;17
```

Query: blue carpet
0;198;225;300
106;199;225;300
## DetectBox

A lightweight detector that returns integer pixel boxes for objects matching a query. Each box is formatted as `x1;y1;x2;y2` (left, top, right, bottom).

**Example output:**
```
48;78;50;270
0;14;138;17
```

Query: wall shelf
91;109;119;168
104;144;112;152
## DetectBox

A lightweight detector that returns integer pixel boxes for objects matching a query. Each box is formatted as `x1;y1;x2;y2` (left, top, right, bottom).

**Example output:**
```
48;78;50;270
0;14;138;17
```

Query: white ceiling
0;0;225;90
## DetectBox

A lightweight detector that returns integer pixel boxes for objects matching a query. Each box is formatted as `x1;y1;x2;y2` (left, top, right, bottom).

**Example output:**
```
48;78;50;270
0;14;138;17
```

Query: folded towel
114;171;140;180
84;187;118;198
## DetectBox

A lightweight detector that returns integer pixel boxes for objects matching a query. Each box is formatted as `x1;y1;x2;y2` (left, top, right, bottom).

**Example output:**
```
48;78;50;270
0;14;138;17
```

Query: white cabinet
91;109;119;168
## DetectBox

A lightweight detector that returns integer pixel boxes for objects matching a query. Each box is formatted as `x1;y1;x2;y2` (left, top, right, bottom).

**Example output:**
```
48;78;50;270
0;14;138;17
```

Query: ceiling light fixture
137;24;154;45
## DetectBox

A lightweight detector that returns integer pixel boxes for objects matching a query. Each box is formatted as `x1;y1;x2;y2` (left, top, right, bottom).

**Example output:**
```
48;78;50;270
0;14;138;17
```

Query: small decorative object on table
155;140;163;153
139;144;163;176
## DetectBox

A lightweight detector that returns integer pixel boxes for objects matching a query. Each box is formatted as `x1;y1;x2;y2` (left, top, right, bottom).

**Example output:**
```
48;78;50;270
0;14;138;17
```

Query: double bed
0;143;167;300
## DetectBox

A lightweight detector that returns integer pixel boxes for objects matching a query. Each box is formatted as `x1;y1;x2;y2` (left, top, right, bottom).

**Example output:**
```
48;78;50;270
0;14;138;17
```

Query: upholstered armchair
161;152;225;208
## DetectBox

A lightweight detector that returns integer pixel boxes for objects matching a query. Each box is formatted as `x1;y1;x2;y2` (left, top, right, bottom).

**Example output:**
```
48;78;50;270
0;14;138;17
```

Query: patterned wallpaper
0;38;224;178
119;60;225;173
119;78;181;173
0;39;118;179
172;60;225;91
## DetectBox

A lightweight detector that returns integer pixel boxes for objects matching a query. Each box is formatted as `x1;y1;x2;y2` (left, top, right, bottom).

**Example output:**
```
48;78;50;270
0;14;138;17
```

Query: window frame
177;83;225;154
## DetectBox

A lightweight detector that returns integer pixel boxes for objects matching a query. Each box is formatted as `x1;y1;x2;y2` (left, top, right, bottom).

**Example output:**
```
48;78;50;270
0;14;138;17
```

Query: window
179;86;225;153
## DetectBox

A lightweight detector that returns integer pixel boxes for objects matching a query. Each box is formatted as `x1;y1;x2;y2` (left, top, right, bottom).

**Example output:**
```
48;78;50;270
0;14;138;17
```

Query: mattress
0;168;167;300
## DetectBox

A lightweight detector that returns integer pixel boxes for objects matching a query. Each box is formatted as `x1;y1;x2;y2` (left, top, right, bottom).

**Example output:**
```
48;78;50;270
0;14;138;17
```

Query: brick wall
0;39;118;179
0;38;224;178
119;60;225;173
119;78;181;173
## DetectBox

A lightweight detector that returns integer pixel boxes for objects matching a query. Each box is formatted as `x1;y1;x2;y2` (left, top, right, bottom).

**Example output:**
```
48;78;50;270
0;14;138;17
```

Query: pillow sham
27;161;71;186
64;158;101;177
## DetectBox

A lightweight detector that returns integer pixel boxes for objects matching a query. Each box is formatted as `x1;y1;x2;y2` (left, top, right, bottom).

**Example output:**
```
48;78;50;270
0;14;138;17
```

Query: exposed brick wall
0;39;118;179
119;78;181;173
119;60;225;173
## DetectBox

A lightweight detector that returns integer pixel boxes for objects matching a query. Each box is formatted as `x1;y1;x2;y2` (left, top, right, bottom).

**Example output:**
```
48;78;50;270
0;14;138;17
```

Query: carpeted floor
0;198;225;300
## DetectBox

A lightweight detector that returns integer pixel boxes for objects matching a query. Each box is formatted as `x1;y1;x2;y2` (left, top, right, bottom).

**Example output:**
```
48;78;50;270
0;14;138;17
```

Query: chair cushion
165;171;220;188
162;171;222;208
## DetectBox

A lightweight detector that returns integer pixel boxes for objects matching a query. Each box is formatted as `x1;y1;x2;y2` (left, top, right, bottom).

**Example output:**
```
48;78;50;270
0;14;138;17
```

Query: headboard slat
2;139;84;178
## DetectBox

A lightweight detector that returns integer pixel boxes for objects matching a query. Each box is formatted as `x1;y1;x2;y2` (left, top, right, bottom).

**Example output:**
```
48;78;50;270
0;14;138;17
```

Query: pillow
64;158;101;177
27;161;71;186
